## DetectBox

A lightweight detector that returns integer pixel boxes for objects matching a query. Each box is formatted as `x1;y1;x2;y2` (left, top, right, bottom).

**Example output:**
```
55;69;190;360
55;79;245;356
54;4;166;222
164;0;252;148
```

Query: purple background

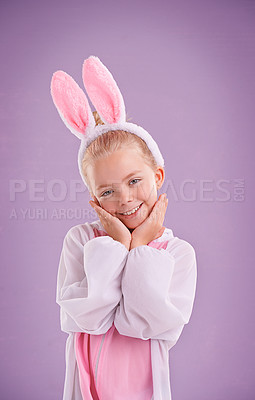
1;0;254;399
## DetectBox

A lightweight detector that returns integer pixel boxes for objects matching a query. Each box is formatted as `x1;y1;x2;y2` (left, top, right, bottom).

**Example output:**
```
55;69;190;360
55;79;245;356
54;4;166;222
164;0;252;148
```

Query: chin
117;204;149;229
121;217;145;231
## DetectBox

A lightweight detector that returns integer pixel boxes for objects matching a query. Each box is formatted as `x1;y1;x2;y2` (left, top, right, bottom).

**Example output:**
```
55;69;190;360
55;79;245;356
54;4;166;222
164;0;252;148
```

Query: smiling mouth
119;203;143;216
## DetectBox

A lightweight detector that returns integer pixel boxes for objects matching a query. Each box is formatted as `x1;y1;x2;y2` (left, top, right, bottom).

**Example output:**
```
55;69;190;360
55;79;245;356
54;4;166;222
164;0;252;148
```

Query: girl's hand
130;193;168;249
89;197;132;250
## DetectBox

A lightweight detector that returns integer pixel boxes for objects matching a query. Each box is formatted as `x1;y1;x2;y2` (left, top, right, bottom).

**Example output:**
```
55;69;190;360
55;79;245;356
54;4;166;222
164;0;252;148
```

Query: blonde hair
82;111;158;191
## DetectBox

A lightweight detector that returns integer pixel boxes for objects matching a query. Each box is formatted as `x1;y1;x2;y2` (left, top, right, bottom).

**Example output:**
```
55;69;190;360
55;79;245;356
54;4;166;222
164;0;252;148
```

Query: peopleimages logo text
8;178;245;221
9;178;245;202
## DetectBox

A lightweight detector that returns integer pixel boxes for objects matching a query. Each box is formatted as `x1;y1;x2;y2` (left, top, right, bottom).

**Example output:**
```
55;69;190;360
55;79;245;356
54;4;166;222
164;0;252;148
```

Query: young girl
51;56;197;400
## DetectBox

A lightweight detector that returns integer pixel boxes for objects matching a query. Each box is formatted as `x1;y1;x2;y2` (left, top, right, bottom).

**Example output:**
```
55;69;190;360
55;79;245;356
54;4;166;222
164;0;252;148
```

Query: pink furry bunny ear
50;70;95;140
82;56;126;125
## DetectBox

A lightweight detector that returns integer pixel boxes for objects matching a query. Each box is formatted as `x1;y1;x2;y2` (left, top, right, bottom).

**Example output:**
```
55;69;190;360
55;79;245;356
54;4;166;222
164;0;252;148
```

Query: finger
95;205;113;222
90;200;102;211
159;198;168;214
90;202;105;216
149;204;161;221
156;195;167;210
94;198;101;207
156;198;168;220
148;194;167;221
158;193;166;201
160;195;168;208
90;201;103;216
91;195;101;206
155;195;166;210
94;209;109;226
95;205;106;216
161;198;168;208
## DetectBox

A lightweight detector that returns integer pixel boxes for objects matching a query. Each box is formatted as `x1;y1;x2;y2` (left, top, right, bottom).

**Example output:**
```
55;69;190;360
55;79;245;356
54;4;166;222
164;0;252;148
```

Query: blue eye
101;179;141;197
101;189;113;197
130;178;141;185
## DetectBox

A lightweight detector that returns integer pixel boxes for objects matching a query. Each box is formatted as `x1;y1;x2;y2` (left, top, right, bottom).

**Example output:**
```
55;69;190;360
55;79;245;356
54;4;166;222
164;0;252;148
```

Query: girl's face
87;147;165;230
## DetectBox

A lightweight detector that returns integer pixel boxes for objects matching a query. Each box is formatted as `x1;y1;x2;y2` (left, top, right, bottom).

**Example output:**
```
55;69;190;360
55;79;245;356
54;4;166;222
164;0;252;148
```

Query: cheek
100;198;117;214
139;181;157;201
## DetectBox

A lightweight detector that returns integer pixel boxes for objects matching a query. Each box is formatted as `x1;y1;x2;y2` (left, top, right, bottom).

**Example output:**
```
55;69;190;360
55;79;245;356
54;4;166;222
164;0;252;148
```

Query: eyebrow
96;170;143;191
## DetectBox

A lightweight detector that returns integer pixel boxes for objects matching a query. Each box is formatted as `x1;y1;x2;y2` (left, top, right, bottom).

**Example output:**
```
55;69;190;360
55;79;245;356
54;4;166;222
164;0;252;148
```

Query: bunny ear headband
50;55;164;190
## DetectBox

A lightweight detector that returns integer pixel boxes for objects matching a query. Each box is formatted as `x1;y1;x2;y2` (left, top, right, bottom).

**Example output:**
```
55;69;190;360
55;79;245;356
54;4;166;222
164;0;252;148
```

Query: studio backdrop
0;1;254;399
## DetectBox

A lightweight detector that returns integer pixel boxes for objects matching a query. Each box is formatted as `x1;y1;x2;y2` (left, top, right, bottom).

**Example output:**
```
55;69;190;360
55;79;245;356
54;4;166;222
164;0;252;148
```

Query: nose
118;184;133;205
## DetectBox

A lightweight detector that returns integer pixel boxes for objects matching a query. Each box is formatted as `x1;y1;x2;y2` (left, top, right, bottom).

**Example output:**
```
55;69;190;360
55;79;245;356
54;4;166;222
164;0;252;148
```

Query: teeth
121;204;141;216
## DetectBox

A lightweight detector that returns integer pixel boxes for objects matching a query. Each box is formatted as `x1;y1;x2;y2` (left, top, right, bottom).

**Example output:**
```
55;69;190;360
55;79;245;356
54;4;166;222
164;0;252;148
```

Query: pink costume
56;219;197;399
75;323;153;400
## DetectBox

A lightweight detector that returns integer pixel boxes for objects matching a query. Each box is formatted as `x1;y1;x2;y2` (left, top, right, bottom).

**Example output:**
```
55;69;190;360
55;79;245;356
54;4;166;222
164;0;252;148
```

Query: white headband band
50;56;164;189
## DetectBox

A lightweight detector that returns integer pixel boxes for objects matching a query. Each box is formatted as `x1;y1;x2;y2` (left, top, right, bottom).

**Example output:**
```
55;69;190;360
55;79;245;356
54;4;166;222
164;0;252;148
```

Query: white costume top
56;219;197;399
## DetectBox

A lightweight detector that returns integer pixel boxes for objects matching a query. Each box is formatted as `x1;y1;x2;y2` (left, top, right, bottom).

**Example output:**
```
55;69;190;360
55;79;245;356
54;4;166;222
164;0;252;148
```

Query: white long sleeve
56;224;128;335
114;239;197;343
